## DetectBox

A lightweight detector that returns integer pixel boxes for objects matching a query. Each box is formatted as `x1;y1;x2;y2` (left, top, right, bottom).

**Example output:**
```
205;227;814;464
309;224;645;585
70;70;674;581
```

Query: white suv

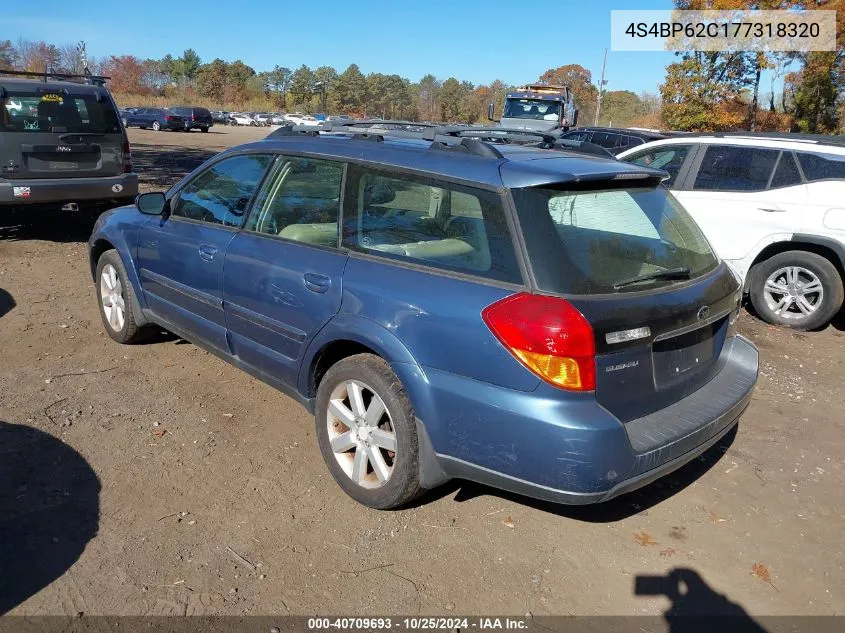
618;134;845;330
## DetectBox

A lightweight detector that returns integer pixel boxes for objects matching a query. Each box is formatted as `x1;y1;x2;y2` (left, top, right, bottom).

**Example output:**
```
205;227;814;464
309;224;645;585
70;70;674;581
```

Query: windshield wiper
613;267;691;290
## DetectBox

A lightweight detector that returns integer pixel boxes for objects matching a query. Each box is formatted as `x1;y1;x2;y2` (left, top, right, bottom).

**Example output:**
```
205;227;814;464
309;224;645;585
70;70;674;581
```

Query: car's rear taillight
122;136;132;173
482;292;596;391
165;115;172;121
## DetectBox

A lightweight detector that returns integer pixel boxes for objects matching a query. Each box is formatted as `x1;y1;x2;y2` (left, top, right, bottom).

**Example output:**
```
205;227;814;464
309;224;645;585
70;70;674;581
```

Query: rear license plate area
652;317;726;389
48;161;79;170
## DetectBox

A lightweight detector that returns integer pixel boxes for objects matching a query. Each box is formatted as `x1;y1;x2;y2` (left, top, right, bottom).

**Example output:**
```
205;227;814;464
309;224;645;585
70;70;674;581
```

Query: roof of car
0;76;107;94
569;127;667;140
237;132;666;188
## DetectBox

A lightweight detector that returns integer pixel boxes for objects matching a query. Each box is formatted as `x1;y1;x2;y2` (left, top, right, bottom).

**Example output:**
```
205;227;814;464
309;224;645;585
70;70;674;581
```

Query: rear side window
626;145;692;188
247;156;343;247
590;132;618;149
770;152;802;188
693;145;778;192
1;90;121;133
171;153;273;227
796;152;845;181
564;131;589;141
342;166;522;284
512;185;718;295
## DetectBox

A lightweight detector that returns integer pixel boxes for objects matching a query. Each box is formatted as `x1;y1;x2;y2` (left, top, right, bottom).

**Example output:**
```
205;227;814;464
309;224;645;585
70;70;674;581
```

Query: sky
4;0;686;94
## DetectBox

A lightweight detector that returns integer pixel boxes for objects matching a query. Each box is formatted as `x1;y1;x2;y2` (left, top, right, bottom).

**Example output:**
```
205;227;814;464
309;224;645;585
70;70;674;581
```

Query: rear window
512;185;718;294
1;90;121;134
796;152;845;181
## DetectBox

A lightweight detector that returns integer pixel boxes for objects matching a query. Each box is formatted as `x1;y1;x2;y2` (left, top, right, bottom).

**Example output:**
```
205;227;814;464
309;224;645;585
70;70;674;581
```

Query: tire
95;250;145;344
201;126;209;133
315;354;421;509
122;118;128;127
749;250;844;330
151;121;161;131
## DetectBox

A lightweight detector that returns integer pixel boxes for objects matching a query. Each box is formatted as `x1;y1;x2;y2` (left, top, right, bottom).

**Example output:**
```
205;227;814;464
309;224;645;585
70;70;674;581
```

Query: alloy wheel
326;379;397;489
100;264;126;332
763;266;823;321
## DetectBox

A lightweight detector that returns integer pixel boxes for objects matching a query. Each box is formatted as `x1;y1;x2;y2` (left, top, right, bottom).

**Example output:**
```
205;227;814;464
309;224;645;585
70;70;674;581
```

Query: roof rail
679;130;845;146
425;126;559;148
0;68;111;86
429;137;504;159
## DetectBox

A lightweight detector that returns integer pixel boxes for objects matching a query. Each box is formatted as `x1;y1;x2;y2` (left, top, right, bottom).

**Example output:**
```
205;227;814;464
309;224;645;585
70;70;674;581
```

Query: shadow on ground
0;422;100;614
131;144;215;191
417;424;738;522
635;567;769;631
0;287;14;319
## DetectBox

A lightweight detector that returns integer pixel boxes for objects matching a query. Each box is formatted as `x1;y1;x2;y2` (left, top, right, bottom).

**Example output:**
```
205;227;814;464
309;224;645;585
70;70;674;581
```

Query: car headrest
363;180;396;206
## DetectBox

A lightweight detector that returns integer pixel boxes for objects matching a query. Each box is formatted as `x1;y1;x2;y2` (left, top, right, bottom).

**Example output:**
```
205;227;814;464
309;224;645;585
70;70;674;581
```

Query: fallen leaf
502;516;514;529
709;511;727;523
634;531;658;546
223;413;234;418
752;562;778;591
152;429;167;438
659;548;677;558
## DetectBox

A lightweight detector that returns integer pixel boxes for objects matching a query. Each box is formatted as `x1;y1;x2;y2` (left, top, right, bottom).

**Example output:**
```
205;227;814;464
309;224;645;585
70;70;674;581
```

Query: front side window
693;145;778;192
342;167;521;283
1;90;121;133
626;144;693;188
797;152;845;182
171;154;272;227
246;156;344;246
512;185;718;295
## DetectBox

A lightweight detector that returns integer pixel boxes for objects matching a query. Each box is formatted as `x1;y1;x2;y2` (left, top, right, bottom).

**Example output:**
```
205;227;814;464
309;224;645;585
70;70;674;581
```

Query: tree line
0;39;662;127
2;2;843;135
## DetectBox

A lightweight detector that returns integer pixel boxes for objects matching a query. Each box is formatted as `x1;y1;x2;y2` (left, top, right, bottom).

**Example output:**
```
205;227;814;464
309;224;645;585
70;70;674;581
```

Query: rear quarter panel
335;256;538;391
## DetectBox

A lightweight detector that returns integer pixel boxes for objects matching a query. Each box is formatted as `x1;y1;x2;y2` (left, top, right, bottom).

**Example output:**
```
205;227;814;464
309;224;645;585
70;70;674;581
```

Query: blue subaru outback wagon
88;125;758;509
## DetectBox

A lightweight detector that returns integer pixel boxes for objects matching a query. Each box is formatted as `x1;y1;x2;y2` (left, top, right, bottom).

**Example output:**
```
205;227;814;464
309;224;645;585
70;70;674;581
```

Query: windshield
1;90;121;134
512;185;719;294
503;98;561;121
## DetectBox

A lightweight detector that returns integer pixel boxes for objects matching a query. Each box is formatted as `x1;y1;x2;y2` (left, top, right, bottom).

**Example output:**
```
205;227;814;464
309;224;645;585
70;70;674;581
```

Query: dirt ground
1;126;843;620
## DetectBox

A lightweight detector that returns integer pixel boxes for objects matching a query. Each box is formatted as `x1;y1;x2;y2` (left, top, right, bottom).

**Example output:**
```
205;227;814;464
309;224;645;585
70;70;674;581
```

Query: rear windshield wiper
613;267;691;290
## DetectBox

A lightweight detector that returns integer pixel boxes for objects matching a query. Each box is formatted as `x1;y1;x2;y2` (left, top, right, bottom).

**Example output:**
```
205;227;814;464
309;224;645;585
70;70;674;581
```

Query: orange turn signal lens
513;350;588;391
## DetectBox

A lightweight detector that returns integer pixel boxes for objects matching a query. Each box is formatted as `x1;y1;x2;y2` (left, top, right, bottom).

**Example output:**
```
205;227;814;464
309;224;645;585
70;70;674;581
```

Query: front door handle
198;244;218;261
759;207;785;213
303;272;331;293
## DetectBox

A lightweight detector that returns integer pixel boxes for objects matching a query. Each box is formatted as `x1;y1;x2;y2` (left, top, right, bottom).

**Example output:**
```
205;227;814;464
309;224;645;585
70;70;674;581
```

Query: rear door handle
759;207;785;213
303;272;331;293
198;244;218;261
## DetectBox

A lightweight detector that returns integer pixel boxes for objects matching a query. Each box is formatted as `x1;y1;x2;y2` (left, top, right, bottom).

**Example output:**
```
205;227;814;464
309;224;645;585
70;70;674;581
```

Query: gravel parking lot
1;126;844;619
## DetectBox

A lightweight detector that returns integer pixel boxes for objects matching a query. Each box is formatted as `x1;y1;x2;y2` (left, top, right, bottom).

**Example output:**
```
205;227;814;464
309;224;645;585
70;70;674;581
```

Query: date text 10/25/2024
306;617;529;630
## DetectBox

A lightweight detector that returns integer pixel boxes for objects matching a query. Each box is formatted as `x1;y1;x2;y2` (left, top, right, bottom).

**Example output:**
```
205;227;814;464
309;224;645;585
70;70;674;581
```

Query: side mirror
136;192;166;216
487;103;495;121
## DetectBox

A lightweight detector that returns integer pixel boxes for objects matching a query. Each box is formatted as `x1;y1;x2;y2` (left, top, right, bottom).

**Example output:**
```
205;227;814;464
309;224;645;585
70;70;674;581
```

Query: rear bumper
415;335;758;505
185;121;212;129
0;173;139;206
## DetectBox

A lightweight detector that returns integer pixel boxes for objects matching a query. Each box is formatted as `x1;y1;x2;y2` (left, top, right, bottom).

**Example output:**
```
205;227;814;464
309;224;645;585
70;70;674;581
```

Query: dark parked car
170;106;213;132
211;110;229;124
561;127;667;155
1;70;137;212
88;127;758;509
124;108;185;131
